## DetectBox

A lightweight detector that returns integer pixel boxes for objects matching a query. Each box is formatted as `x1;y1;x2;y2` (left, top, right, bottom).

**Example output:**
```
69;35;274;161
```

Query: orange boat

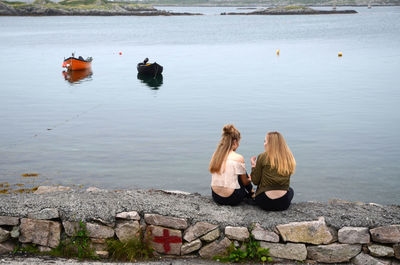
62;68;92;83
62;53;93;71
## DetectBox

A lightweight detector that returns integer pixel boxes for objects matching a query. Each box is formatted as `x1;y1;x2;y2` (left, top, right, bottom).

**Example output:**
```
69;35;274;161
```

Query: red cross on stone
153;228;182;253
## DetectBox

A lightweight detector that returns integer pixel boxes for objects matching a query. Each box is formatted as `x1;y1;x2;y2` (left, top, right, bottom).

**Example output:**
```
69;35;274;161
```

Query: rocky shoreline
222;6;358;15
0;187;400;264
0;2;201;16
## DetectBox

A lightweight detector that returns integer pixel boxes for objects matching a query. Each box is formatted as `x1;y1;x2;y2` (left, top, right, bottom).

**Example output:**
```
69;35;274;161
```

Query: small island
0;0;202;16
221;5;358;15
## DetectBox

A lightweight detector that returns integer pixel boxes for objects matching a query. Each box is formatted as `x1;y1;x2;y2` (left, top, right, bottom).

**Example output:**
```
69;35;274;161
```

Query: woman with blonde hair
250;131;296;211
209;124;254;206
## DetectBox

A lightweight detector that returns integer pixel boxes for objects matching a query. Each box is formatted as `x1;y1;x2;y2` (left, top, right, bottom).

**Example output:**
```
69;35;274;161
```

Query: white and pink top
211;159;246;189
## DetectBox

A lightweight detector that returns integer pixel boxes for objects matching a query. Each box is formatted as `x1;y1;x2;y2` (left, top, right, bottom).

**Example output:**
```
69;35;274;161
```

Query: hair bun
223;124;238;137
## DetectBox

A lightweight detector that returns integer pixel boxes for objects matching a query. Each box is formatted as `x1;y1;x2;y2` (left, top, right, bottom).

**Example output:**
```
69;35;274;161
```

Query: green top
251;152;291;197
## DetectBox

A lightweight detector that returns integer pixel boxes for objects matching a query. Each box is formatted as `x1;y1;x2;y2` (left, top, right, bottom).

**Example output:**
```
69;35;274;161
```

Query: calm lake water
0;6;399;204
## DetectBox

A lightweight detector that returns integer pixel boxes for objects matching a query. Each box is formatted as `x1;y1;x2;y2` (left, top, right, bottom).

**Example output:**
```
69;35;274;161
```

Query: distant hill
2;0;400;5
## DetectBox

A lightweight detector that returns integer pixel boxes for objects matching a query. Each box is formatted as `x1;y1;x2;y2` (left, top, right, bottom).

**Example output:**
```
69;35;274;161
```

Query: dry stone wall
0;188;400;264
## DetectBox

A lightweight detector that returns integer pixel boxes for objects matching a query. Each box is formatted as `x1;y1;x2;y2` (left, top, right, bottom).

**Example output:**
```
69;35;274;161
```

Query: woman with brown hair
209;124;254;206
250;132;296;211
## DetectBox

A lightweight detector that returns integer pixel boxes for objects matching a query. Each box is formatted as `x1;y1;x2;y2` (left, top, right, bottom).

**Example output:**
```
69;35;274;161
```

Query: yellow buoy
338;52;343;57
277;49;280;55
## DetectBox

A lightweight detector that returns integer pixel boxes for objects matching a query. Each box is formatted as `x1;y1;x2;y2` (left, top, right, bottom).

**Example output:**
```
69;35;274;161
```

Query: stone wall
1;187;400;264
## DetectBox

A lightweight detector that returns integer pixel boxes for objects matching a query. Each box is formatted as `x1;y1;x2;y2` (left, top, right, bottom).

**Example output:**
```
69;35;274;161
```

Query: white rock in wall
115;220;140;242
307;243;361;263
352;252;390;265
368;244;394;257
251;223;279;242
19;218;61;248
260;242;307;261
181;239;202;255
370;225;400;244
199;237;231;259
338;226;370;244
144;214;188;230
200;228;220;242
0;228;10;243
225;226;249;241
276;217;337;245
184;222;219;242
86;223;114;239
0;216;19;226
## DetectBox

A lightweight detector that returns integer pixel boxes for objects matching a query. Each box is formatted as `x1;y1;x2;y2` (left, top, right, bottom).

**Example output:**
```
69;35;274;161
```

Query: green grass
49;221;98;260
106;235;154;262
213;236;272;263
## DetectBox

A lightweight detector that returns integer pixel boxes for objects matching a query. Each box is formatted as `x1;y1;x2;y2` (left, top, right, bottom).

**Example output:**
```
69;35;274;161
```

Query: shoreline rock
221;6;357;15
0;2;202;16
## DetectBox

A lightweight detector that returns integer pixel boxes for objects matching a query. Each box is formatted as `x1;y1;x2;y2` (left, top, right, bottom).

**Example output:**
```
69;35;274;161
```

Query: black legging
212;175;253;206
255;187;294;211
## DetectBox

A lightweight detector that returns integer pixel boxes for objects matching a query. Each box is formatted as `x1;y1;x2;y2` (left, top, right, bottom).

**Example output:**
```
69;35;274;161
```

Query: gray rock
260;242;307;261
34;186;71;194
338;226;370;244
144;214;188;230
86;223;114;239
0;228;10;243
251;223;279;242
224;226;249;241
116;211;140;220
352;252;389;265
146;225;182;255
181;239;202;255
276;217;337;245
307;243;361;263
368;244;394;257
0;216;19;226
62;221;80;236
0;241;16;254
19;218;61;248
371;225;400;243
95;250;109;259
200;229;220;242
394;243;400;259
184;222;219;242
115;220;140;242
199;237;231;258
10;226;19;238
28;208;59;220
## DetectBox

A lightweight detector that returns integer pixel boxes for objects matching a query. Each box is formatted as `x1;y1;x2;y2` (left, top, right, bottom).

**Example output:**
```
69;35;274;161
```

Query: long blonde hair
265;132;296;176
209;124;241;174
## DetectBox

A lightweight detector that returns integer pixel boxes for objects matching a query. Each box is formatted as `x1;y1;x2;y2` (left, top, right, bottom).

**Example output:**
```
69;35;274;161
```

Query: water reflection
137;73;163;90
62;68;93;84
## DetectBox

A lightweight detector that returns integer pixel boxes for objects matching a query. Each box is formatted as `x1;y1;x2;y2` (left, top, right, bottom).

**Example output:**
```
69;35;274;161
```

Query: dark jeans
255;187;294;211
212;175;253;206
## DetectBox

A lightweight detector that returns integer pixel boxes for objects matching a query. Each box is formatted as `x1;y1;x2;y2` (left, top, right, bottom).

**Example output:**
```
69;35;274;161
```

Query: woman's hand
251;156;257;168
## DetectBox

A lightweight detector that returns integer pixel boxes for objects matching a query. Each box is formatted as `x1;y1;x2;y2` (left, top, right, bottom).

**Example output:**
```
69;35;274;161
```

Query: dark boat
137;58;163;76
137;73;163;89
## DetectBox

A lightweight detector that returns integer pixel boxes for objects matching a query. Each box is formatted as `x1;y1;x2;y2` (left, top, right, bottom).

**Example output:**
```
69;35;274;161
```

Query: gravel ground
0;255;351;265
0;188;399;229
